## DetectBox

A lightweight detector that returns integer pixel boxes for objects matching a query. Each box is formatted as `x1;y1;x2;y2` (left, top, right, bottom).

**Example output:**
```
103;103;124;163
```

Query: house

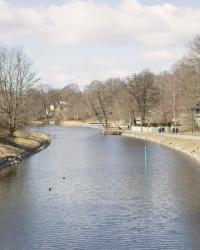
48;101;69;119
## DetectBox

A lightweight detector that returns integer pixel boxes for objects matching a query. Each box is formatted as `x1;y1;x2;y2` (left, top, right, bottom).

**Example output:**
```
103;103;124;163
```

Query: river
0;126;200;249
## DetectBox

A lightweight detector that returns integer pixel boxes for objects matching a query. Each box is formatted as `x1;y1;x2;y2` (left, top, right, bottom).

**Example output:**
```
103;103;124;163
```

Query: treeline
1;36;200;134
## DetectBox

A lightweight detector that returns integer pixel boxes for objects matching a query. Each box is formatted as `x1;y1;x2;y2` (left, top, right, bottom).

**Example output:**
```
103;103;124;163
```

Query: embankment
58;120;90;127
0;131;51;170
122;131;200;163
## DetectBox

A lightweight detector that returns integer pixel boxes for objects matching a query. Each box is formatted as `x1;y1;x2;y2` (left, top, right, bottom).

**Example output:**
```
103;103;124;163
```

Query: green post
144;146;148;184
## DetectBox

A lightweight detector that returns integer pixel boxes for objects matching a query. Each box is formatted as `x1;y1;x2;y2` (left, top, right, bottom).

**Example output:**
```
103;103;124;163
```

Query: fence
131;126;170;133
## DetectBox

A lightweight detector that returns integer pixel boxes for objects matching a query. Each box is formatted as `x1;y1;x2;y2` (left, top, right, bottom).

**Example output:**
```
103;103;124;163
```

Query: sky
0;0;200;88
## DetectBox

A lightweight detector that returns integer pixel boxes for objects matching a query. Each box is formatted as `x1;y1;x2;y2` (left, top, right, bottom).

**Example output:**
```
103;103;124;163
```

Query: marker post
144;146;148;184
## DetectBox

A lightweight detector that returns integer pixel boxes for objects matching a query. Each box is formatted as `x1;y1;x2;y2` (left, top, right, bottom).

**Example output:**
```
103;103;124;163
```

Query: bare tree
0;46;39;135
36;84;53;120
126;70;160;130
173;60;200;130
86;81;111;129
188;35;200;72
105;78;125;128
61;84;82;121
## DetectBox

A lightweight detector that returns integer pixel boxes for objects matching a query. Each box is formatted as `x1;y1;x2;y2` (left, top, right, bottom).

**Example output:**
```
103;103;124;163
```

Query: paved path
158;133;200;141
124;130;200;141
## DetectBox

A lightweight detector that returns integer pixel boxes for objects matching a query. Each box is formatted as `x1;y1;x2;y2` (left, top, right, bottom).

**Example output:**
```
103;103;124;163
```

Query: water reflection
0;126;200;249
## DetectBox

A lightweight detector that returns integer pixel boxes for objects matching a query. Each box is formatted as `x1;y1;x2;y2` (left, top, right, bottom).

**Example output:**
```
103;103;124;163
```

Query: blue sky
1;0;200;87
9;0;200;7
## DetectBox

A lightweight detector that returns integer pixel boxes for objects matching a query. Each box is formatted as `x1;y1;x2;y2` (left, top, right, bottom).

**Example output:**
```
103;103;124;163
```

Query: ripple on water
0;127;200;249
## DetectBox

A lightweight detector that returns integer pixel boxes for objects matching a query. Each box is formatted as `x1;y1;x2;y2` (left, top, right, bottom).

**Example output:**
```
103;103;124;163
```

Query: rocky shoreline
0;137;51;170
122;131;200;163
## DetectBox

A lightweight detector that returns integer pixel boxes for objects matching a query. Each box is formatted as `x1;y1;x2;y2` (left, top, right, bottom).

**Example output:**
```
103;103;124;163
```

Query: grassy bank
122;131;200;163
0;129;51;168
58;120;90;127
29;120;91;127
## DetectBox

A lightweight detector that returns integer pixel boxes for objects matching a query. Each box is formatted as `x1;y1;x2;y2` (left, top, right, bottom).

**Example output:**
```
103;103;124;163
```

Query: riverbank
122;131;200;163
0;130;51;170
29;120;91;127
58;120;90;127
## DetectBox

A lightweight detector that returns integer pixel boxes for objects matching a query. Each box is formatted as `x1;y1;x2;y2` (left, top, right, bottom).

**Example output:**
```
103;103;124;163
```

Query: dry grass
0;130;49;159
0;145;23;158
59;120;90;127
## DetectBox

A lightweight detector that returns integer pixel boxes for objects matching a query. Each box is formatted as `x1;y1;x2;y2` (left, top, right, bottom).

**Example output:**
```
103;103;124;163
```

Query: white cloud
141;49;182;61
0;0;200;46
0;0;200;86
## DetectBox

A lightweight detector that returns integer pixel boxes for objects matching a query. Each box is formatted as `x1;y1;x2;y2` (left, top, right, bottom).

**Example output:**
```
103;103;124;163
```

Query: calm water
0;126;200;250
